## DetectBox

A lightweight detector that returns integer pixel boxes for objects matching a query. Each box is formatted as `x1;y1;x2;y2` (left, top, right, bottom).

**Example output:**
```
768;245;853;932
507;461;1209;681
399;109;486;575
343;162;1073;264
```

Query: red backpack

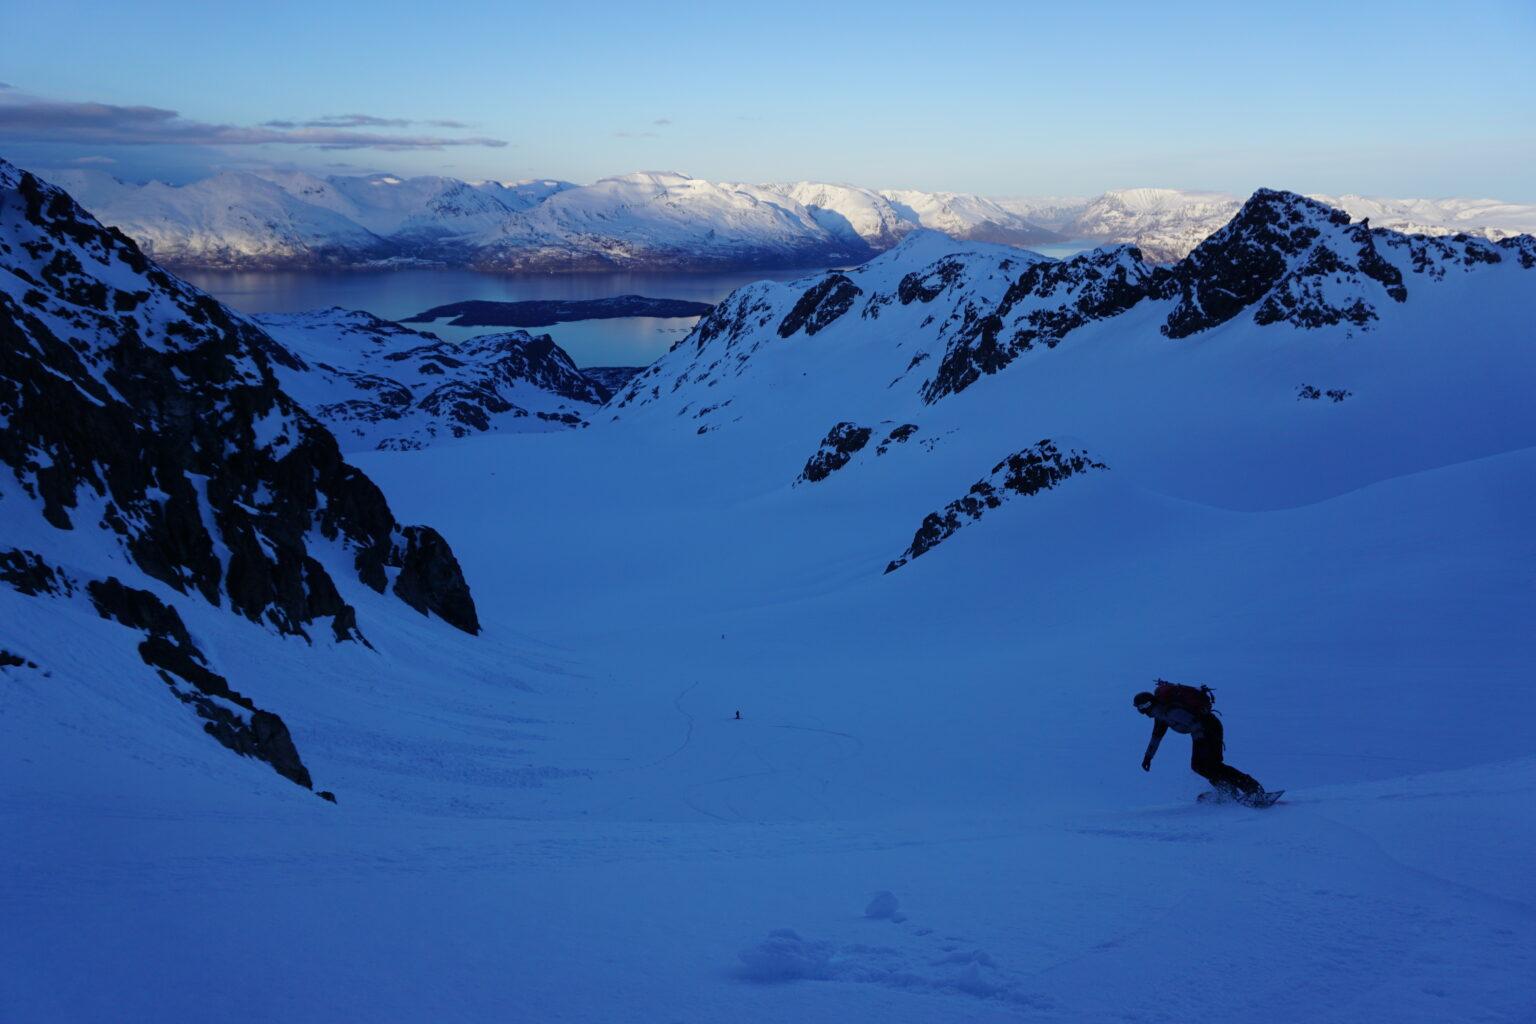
1154;679;1215;715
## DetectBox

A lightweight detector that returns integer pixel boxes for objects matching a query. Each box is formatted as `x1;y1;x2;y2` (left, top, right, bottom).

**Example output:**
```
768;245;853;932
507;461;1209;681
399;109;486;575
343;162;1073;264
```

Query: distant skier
1135;681;1274;806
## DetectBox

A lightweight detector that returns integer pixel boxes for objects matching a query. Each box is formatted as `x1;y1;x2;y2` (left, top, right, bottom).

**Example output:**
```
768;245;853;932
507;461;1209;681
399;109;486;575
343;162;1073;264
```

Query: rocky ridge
0;157;482;789
610;190;1536;427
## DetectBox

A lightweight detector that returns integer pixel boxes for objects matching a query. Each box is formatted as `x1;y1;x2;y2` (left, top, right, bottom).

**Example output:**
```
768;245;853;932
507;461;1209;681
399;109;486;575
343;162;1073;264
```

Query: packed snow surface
4;213;1535;1023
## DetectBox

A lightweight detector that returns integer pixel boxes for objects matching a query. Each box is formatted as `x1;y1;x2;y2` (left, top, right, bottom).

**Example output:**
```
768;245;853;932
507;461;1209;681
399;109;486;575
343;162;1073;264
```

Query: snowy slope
255;307;613;450
4;171;1535;1024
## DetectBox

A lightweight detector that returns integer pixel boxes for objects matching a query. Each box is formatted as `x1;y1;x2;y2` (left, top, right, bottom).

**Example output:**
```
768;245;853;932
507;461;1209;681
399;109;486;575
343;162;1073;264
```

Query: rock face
0;157;484;789
885;441;1108;572
257;308;616;450
86;574;315;788
922;245;1152;403
796;422;919;485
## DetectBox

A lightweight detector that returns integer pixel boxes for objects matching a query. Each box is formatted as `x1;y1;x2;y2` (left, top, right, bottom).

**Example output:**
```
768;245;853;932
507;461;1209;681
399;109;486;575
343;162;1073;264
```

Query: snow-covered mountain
1312;192;1536;240
41;165;1059;271
1060;188;1246;262
0;157;479;792
610;189;1535;512
252;169;548;248
878;188;1060;246
1043;187;1536;263
49;167;396;267
743;182;1061;250
255;307;617;450
988;194;1093;231
6;166;1536;1024
469;171;868;271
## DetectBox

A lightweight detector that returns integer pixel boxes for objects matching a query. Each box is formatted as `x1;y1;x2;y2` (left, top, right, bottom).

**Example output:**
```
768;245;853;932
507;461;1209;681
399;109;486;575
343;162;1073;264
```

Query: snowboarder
1134;684;1272;806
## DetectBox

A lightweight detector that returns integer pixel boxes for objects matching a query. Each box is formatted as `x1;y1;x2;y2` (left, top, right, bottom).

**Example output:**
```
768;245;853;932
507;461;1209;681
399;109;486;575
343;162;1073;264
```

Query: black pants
1191;715;1261;796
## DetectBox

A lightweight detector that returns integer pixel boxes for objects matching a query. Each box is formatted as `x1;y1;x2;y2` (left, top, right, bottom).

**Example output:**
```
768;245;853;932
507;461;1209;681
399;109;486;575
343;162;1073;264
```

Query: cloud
0;83;14;90
69;155;117;165
261;113;477;130
653;119;672;126
0;94;506;151
613;131;659;138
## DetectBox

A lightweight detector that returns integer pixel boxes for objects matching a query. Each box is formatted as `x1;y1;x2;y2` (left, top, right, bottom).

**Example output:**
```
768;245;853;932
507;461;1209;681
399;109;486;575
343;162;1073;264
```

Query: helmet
1133;691;1155;712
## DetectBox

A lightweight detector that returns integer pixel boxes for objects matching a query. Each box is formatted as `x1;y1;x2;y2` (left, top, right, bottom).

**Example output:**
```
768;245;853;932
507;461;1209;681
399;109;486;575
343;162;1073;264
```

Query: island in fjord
402;295;715;328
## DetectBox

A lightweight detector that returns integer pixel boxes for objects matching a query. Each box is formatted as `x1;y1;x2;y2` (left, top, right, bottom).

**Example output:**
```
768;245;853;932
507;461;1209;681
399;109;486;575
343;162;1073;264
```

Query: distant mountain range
41;166;1536;273
43;168;1058;272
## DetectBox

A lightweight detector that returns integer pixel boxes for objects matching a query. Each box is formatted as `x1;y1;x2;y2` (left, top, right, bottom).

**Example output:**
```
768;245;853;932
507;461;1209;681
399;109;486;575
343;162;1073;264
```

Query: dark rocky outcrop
0;649;37;669
87;575;315;789
923;246;1152;403
0;548;75;597
778;273;863;338
797;423;874;484
897;256;969;305
796;422;922;485
886;441;1107;572
392;526;481;634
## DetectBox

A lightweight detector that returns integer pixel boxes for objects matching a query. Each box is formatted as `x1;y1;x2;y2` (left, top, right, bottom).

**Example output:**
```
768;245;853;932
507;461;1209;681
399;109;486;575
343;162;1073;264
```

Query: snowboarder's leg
1191;725;1262;799
1190;735;1232;795
1210;764;1263;798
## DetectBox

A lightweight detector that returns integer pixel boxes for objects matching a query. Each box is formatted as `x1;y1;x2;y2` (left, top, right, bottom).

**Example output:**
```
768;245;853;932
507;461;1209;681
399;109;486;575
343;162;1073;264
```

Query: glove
1141;756;1152;772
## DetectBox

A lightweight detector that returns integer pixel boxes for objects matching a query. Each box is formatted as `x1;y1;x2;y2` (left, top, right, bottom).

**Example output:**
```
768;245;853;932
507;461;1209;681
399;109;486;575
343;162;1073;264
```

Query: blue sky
2;0;1533;200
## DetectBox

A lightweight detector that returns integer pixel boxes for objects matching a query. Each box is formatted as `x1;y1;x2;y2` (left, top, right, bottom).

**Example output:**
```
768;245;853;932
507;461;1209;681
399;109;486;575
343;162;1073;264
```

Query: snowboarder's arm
1142;720;1168;770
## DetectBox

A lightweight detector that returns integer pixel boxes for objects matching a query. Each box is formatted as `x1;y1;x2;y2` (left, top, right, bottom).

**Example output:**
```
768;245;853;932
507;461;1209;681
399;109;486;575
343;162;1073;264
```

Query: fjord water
182;266;835;368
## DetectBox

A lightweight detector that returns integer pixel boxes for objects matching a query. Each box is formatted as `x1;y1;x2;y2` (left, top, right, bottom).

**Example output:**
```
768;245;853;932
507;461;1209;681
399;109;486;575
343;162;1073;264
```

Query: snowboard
1197;788;1284;808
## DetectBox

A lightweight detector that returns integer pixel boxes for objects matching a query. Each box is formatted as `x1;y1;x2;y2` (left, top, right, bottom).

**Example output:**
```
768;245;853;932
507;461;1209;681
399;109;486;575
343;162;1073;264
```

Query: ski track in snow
639;679;700;769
